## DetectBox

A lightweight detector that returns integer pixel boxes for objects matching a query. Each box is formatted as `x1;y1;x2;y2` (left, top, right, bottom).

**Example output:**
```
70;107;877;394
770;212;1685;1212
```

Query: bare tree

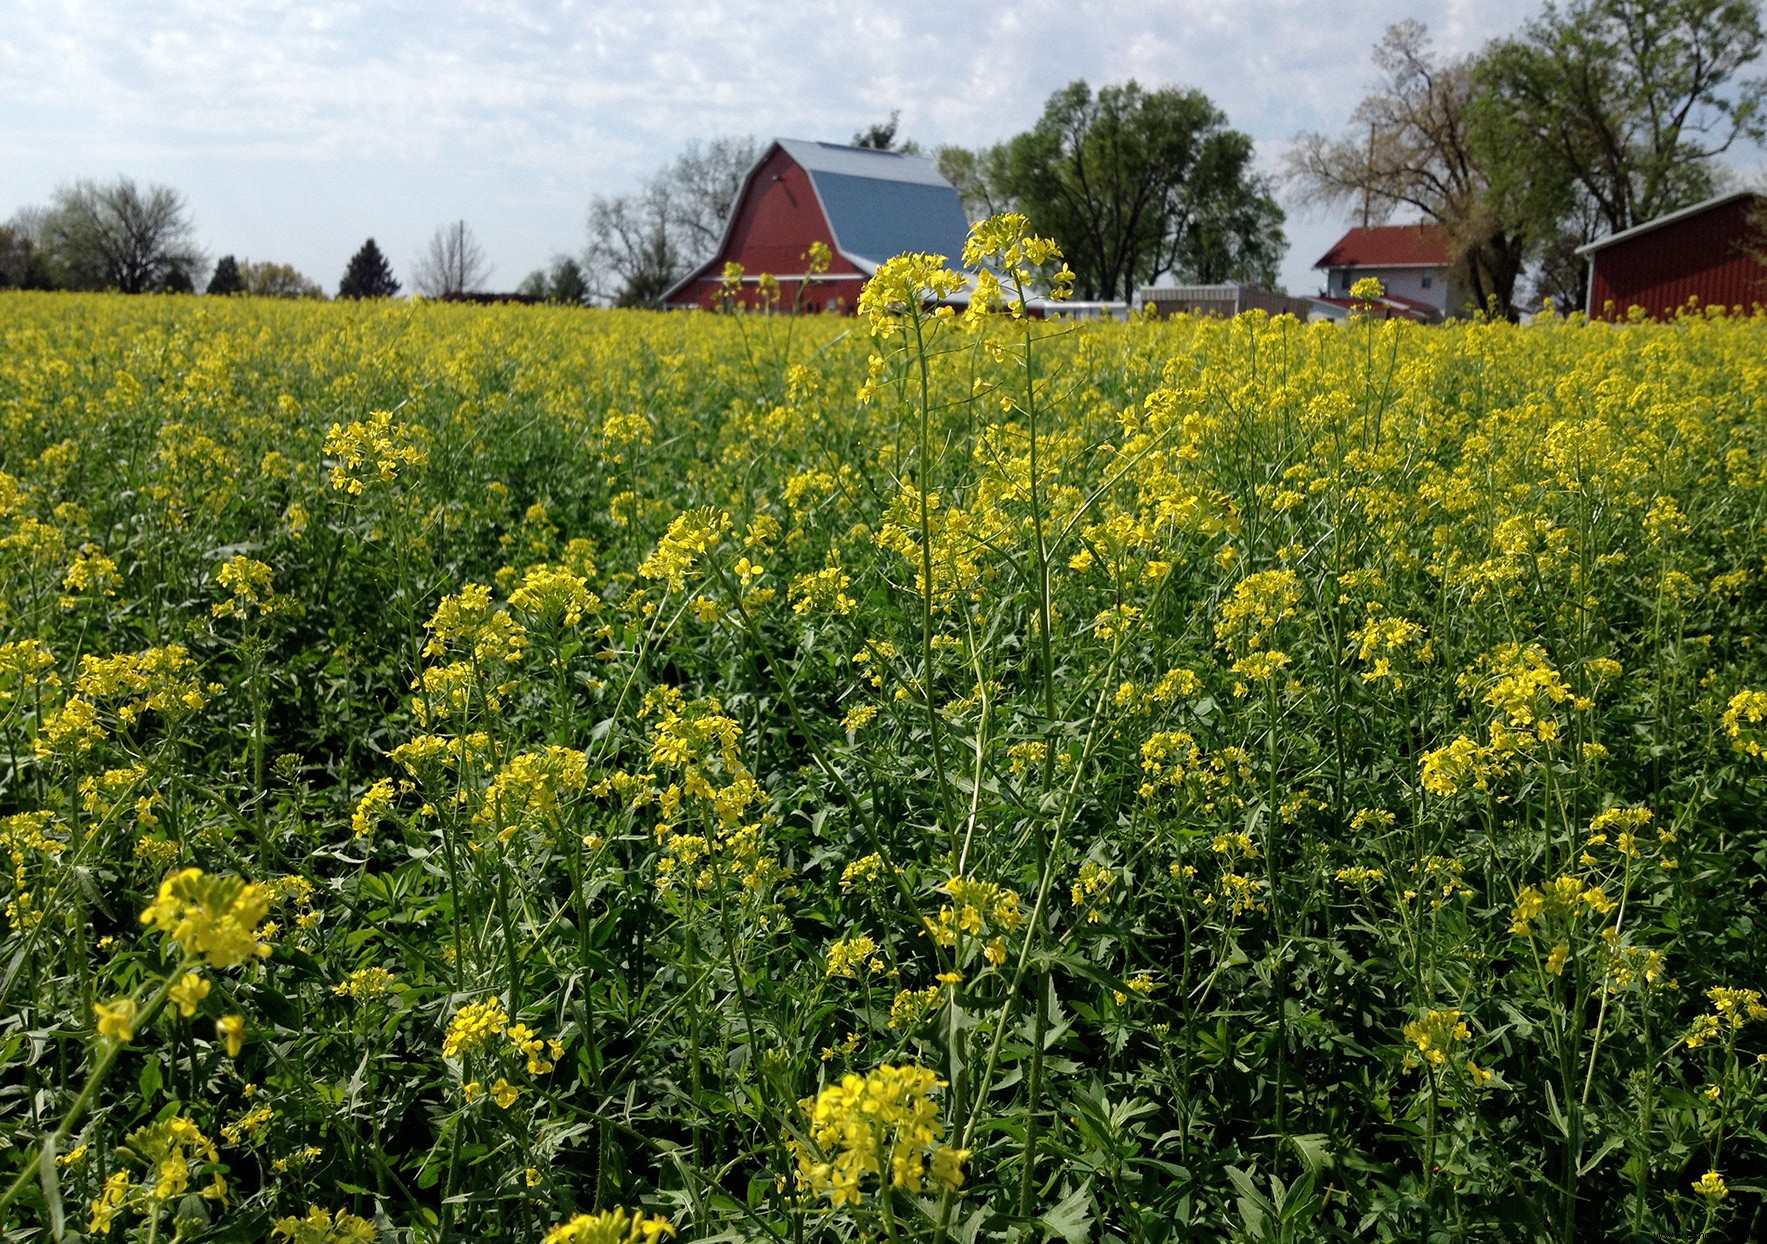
659;137;759;262
38;177;205;293
584;185;684;307
1288;22;1531;315
583;136;758;306
412;220;492;297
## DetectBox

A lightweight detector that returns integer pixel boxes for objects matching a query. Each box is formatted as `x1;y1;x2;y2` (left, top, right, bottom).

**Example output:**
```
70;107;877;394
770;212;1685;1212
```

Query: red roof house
1575;191;1767;320
663;139;972;313
1312;223;1466;321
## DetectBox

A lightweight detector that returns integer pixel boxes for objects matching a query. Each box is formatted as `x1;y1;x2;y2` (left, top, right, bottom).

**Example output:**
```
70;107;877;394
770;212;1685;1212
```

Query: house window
1421;274;1434;289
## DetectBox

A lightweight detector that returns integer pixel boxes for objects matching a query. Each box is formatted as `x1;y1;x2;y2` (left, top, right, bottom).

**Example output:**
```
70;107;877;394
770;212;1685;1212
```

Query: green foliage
240;260;325;300
1475;0;1765;308
520;257;591;306
962;80;1285;300
1287;22;1536;317
207;255;244;297
0;279;1765;1243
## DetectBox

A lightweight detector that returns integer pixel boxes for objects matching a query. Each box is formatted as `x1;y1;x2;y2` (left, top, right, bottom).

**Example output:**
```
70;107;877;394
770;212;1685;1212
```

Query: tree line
0;182;507;302
1289;0;1764;315
6;0;1756;315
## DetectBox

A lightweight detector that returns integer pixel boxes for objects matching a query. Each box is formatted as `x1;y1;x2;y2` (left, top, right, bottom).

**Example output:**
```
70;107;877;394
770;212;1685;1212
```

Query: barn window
1422;274;1434;289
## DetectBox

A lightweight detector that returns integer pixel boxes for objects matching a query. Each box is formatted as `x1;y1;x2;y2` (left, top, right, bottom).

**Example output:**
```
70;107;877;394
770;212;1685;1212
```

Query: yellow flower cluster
474;746;588;842
0;638;59;705
961;213;1074;318
332;966;398;1000
1723;689;1767;758
1509;876;1617;936
443;995;509;1058
1402;1008;1471;1071
789;1064;968;1207
1071;860;1116;924
323;409;429;494
1692;1170;1729;1200
1215;569;1302;651
271;1206;379;1244
89;1117;226;1235
638;507;730;592
507;563;595;627
351;777;397;839
139;868;273;968
74;644;213;726
927;875;1023;967
423;583;528;665
856;253;965;331
212;554;284;619
1685;986;1767;1049
826;934;884;979
542;1209;675;1244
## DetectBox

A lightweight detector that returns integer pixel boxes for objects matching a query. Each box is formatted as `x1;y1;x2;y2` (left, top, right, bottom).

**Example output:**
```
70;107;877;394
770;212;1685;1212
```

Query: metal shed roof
1574;190;1762;255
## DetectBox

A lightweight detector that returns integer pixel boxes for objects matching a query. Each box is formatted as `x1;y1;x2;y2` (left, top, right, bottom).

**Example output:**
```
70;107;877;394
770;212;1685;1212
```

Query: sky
3;0;1753;299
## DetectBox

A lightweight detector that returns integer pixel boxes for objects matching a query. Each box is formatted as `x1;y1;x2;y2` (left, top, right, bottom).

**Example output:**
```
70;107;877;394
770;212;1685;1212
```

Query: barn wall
1590;198;1767;319
667;147;865;313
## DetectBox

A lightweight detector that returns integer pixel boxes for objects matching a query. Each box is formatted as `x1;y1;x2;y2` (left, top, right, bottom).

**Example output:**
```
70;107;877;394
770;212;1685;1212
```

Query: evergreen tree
337;238;400;299
207;255;243;295
548;256;588;305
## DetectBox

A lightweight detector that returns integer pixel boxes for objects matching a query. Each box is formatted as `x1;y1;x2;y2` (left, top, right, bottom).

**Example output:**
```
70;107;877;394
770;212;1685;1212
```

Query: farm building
1576;191;1767;319
663;139;970;313
1137;282;1313;320
1312;223;1467;322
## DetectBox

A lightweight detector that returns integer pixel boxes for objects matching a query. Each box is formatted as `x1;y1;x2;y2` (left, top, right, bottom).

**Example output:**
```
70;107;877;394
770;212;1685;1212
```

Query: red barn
1577;191;1767;319
663;139;971;313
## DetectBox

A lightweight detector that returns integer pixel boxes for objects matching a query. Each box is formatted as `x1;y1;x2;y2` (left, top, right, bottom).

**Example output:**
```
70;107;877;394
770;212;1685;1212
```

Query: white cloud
0;0;1622;295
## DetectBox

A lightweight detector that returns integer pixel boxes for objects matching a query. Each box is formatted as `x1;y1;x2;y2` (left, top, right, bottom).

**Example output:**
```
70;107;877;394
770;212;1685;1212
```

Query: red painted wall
666;146;867;313
1589;196;1767;319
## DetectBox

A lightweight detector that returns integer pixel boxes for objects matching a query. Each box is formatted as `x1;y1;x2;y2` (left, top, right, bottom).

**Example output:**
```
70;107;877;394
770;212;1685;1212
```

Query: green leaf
138;1055;163;1102
1038;1182;1094;1244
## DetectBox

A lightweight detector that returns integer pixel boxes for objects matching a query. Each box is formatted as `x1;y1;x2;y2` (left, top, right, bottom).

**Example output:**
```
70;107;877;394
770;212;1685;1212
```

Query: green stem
0;956;190;1220
910;313;958;835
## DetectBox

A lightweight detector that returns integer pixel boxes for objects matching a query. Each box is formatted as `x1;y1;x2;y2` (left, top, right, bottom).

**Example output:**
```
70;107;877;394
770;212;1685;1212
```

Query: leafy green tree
207;255;244;296
935;145;1004;225
0;217;55;290
1289;22;1538;316
0;208;56;289
1476;0;1765;307
852;111;921;153
516;256;589;304
239;261;324;299
38;177;204;293
547;256;587;305
969;81;1285;301
337;239;400;299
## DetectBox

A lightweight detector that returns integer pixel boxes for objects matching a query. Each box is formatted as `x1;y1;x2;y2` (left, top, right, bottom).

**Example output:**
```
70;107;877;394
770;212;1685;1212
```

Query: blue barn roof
774;139;970;272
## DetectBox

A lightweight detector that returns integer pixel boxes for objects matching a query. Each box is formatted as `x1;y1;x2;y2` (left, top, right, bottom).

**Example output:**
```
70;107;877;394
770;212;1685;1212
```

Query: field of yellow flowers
2;235;1766;1243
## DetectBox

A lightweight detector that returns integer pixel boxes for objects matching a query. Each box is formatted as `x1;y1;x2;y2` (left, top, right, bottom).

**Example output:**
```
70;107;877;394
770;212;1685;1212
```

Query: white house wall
1327;265;1450;315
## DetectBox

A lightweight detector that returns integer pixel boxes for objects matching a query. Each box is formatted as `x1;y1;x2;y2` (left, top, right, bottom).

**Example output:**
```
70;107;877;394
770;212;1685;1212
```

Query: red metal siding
667;147;866;313
1589;197;1767;319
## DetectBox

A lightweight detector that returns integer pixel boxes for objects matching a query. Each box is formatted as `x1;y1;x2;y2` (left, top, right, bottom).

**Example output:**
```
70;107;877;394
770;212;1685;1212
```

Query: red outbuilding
663;139;972;313
1577;191;1767;319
